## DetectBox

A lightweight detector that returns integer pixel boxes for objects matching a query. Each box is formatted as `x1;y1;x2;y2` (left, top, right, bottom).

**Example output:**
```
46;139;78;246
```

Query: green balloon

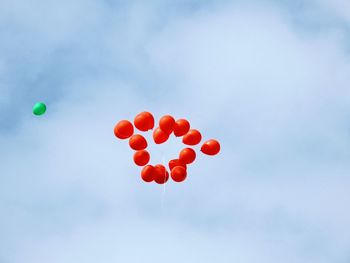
33;102;46;116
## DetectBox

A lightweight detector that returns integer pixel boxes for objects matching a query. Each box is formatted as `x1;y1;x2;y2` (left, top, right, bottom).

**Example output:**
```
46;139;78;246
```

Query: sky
0;0;350;262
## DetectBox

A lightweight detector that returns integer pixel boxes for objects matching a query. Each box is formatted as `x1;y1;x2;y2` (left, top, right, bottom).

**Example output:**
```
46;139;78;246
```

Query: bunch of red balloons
114;112;220;184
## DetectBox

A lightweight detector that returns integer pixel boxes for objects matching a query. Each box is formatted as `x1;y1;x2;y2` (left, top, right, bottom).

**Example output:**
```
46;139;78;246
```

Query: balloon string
161;156;166;211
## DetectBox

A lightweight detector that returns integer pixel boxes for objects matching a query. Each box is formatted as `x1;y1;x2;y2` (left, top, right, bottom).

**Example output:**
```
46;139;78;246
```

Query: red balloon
171;166;187;182
129;134;148;150
201;139;221;156
179;148;196;164
133;150;150;166
182;129;202;145
153;127;170;144
168;159;187;171
134;112;154;131
173;119;190;137
114;120;134;139
154;164;169;184
159;115;175;134
141;165;155;182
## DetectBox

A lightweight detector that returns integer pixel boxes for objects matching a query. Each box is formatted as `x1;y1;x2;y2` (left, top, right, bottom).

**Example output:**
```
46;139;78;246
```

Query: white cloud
318;0;350;22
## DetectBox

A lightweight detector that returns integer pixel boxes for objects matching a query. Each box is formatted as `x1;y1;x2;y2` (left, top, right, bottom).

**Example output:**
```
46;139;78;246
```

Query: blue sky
0;0;350;262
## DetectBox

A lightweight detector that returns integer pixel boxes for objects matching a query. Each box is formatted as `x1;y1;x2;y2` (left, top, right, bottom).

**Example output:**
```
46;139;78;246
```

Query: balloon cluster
114;112;220;184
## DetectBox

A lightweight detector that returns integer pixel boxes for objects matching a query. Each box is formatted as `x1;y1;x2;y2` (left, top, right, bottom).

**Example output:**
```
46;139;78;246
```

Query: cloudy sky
1;0;350;262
